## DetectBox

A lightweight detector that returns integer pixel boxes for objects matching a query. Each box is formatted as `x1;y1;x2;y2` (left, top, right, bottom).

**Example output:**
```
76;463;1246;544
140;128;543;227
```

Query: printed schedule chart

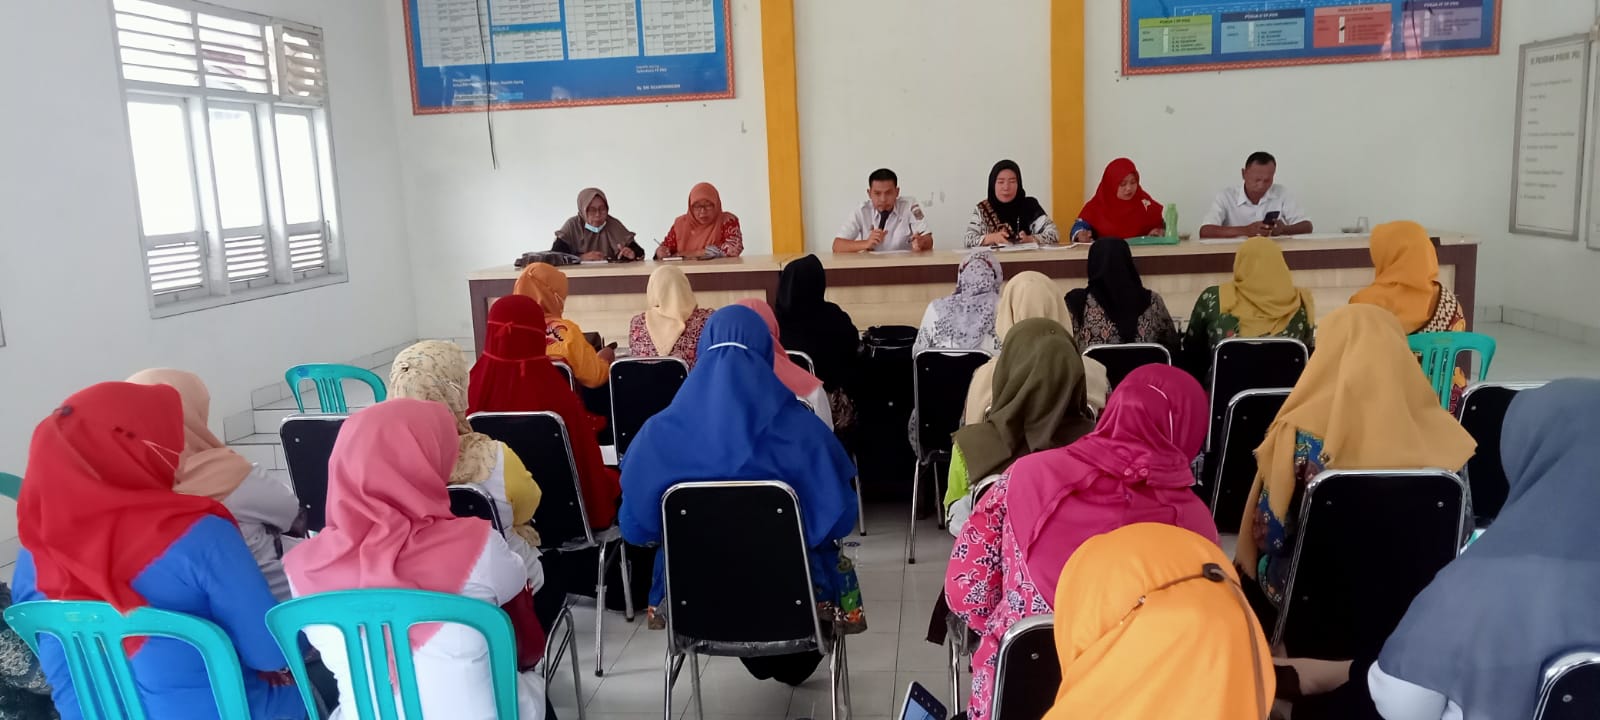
405;0;732;112
1125;0;1499;75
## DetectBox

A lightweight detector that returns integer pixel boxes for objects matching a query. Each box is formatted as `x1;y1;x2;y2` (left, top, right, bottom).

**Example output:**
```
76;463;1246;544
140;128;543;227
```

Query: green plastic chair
3;600;252;720
0;472;20;500
1409;331;1497;409
285;364;386;414
265;589;520;720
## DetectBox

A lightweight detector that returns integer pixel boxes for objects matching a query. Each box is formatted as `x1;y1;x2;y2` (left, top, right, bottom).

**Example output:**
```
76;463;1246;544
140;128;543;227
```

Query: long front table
467;233;1479;353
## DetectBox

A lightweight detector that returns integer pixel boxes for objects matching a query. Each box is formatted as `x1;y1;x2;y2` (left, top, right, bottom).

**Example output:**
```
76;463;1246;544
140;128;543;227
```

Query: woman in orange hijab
658;182;745;259
1351;220;1468;409
1046;523;1274;720
514;262;613;388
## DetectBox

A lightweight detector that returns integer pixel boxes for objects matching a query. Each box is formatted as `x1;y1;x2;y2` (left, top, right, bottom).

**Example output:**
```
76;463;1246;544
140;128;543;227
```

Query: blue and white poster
405;0;733;114
1123;0;1499;76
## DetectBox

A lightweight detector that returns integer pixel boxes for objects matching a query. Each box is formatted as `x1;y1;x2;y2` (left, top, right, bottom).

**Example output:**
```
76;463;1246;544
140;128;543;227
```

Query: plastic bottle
1164;203;1180;240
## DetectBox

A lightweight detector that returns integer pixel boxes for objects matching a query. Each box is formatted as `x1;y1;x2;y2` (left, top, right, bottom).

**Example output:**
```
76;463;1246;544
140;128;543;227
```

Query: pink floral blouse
627;307;714;366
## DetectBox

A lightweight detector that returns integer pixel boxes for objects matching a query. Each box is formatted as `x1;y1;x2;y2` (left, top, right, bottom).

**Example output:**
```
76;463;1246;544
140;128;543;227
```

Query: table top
467;230;1478;281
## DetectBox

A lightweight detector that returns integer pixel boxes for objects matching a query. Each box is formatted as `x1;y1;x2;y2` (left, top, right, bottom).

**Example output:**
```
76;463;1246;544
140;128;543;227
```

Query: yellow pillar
1052;0;1086;216
761;0;804;255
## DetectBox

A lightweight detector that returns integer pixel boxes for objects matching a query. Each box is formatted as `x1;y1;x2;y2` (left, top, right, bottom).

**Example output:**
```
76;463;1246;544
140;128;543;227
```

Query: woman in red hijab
468;294;621;530
1069;158;1166;243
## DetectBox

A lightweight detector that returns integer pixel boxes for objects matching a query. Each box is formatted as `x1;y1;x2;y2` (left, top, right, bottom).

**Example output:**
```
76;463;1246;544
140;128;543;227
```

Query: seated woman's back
1065;238;1178;351
1352;220;1468;410
914;251;1002;353
1181;236;1315;380
629;264;714;365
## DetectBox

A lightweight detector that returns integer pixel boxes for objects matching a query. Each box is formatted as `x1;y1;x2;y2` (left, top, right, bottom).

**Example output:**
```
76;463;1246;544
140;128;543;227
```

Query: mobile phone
1263;211;1282;226
899;682;948;720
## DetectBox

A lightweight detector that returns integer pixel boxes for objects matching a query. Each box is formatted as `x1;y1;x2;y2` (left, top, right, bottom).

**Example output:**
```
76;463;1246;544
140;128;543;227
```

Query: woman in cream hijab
627;265;714;366
126;369;302;600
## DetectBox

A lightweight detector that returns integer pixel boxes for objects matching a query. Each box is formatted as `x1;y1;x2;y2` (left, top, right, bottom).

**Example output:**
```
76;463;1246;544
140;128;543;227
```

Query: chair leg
595;542;611;677
619;542;636;622
947;636;962;715
689;651;705;720
664;644;683;720
932;459;947;530
854;475;867;537
906;458;922;564
565;610;586;720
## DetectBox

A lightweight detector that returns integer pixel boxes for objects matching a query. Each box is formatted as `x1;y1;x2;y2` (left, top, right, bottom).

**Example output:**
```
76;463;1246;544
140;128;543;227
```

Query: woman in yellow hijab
627;265;714;366
514;262;613;387
1047;523;1275;720
1352;220;1468;408
1179;236;1315;380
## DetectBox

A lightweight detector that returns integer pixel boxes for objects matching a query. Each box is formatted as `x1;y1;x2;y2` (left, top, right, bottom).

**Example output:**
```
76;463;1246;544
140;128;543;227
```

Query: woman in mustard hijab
1179;236;1316;381
514;262;613;388
1351;220;1468;410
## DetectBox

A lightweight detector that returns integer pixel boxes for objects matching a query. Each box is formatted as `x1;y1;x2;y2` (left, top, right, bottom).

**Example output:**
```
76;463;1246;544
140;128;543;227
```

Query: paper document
1289;233;1367;241
996;243;1041;252
1195;237;1247;245
868;249;913;255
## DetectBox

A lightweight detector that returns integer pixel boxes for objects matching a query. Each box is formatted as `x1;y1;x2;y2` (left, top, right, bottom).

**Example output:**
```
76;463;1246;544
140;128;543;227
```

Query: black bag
852;326;918;501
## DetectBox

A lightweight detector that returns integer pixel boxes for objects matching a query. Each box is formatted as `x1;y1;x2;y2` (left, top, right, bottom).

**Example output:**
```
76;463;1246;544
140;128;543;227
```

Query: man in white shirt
1198;151;1314;238
832;168;935;253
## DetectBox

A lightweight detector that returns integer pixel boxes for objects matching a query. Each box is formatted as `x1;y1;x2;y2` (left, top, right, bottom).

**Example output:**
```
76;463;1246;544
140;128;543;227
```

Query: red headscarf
734;298;823;398
1075;158;1165;240
468;294;621;528
20;382;235;616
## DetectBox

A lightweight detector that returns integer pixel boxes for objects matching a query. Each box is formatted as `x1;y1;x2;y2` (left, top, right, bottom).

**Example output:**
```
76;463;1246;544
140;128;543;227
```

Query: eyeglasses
691;202;716;211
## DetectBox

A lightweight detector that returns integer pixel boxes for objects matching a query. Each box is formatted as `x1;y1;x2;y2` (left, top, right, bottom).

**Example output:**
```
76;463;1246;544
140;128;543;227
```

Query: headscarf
1004;364;1218;591
735;298;824;398
668;183;734;257
925;251;1003;350
125;369;251;501
775;255;860;392
1219;237;1316;337
1350;220;1439;333
953;319;1094;481
1378;380;1600;720
1066;238;1153;342
513;262;569;319
984;160;1048;232
1046;523;1274;720
965;272;1110;422
554;188;636;257
389;340;499;487
19;382;235;617
644;265;698;354
468;295;620;529
282;399;492;648
1235;304;1475;572
1074;158;1165;240
618;306;857;546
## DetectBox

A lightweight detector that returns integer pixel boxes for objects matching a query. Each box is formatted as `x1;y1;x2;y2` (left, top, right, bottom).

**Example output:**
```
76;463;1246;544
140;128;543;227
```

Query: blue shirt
12;516;305;720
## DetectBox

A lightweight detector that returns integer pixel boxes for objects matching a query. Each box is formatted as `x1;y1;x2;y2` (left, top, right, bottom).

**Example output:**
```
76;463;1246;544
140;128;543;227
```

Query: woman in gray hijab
1369;379;1600;720
553;187;645;261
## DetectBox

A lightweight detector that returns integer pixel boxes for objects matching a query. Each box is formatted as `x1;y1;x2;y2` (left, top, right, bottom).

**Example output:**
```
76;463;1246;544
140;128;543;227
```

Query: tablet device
898;681;948;720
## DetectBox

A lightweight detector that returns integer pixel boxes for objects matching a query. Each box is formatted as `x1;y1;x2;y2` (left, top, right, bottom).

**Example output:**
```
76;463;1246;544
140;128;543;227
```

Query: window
114;0;341;313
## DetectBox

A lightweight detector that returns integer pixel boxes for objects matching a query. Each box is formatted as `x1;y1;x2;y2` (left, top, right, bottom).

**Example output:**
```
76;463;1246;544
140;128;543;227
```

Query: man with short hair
832;168;935;253
1198;151;1313;238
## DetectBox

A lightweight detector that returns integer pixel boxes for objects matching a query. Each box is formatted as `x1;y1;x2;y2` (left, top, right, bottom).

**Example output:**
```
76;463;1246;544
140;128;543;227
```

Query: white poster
1512;35;1590;240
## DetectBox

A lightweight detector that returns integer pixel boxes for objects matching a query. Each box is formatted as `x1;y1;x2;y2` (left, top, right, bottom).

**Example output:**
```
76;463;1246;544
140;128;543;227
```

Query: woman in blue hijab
619;304;861;685
1370;379;1600;720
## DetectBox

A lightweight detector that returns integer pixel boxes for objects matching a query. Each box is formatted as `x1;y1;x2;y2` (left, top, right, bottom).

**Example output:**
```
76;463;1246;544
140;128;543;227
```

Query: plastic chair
265;589;520;720
991;614;1059;720
1537;651;1600;719
0;472;21;501
909;349;992;563
4;600;253;720
1408;332;1497;410
285;364;387;414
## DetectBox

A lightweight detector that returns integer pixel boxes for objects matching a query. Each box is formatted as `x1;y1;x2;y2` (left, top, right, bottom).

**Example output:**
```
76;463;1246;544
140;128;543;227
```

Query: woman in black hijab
1064;238;1179;352
964;160;1061;247
775;254;861;429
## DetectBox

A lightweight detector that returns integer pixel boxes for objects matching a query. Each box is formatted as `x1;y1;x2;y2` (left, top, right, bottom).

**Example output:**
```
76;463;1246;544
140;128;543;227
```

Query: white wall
0;0;418;470
388;0;772;341
794;0;1053;252
1082;1;1599;324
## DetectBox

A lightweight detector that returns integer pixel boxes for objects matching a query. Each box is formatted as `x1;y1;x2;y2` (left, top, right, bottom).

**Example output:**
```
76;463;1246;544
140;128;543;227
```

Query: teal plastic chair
3;600;252;720
285;364;386;414
1409;331;1497;409
265;589;519;719
0;472;20;500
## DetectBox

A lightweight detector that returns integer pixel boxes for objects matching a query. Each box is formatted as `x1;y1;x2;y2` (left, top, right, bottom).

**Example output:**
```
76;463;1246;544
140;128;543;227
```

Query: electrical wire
474;0;500;170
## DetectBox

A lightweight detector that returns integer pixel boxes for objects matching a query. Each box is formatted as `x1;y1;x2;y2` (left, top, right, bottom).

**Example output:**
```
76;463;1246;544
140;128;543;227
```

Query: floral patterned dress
1414;284;1468;413
945;476;1049;720
627;307;714;366
1069;292;1180;353
1251;430;1327;605
1179;285;1315;381
0;583;62;719
659;215;745;258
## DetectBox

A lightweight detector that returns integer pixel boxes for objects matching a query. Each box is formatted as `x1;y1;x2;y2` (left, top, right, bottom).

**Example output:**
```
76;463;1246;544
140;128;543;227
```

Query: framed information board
1511;35;1590;241
404;0;733;114
1123;1;1500;76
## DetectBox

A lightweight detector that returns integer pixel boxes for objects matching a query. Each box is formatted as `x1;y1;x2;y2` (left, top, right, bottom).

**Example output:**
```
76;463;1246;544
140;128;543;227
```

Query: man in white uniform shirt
832;168;935;253
1198;151;1314;238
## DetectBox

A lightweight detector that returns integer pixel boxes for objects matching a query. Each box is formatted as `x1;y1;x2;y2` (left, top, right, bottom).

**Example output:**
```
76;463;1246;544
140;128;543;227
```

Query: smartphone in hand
1263;210;1282;227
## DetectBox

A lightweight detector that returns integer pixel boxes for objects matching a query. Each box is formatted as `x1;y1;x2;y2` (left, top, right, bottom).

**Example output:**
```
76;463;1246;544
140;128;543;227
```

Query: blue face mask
584;222;606;233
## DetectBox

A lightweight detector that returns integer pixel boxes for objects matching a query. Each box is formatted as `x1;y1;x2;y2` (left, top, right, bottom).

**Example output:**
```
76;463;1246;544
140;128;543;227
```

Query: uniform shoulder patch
911;204;925;221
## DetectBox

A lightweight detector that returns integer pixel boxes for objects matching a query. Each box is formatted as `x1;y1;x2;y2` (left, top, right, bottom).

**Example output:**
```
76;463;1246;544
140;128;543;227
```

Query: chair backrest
552;361;575;390
1082;343;1171;389
787;350;816;376
1207;388;1292;529
1208;338;1307;453
469;411;595;550
1536;651;1600;720
1274;470;1466;659
913;349;992;457
5;600;252;720
609;357;690;458
990;614;1059;720
448;485;503;532
1409;331;1497;410
265;589;519;720
661;481;821;653
0;471;20;501
285;364;386;414
279;414;348;533
1458;382;1544;527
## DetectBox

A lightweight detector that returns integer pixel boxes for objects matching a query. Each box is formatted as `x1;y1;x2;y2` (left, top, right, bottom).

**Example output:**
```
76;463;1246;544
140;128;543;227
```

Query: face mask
584;222;607;233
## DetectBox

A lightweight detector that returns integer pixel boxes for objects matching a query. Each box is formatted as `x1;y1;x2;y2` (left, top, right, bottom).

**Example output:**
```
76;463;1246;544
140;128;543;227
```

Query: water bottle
1164;203;1180;240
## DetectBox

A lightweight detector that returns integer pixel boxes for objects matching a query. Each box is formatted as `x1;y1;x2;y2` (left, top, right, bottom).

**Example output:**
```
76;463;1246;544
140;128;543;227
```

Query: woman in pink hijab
945;364;1219;720
657;182;745;259
283;399;548;719
735;298;832;428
